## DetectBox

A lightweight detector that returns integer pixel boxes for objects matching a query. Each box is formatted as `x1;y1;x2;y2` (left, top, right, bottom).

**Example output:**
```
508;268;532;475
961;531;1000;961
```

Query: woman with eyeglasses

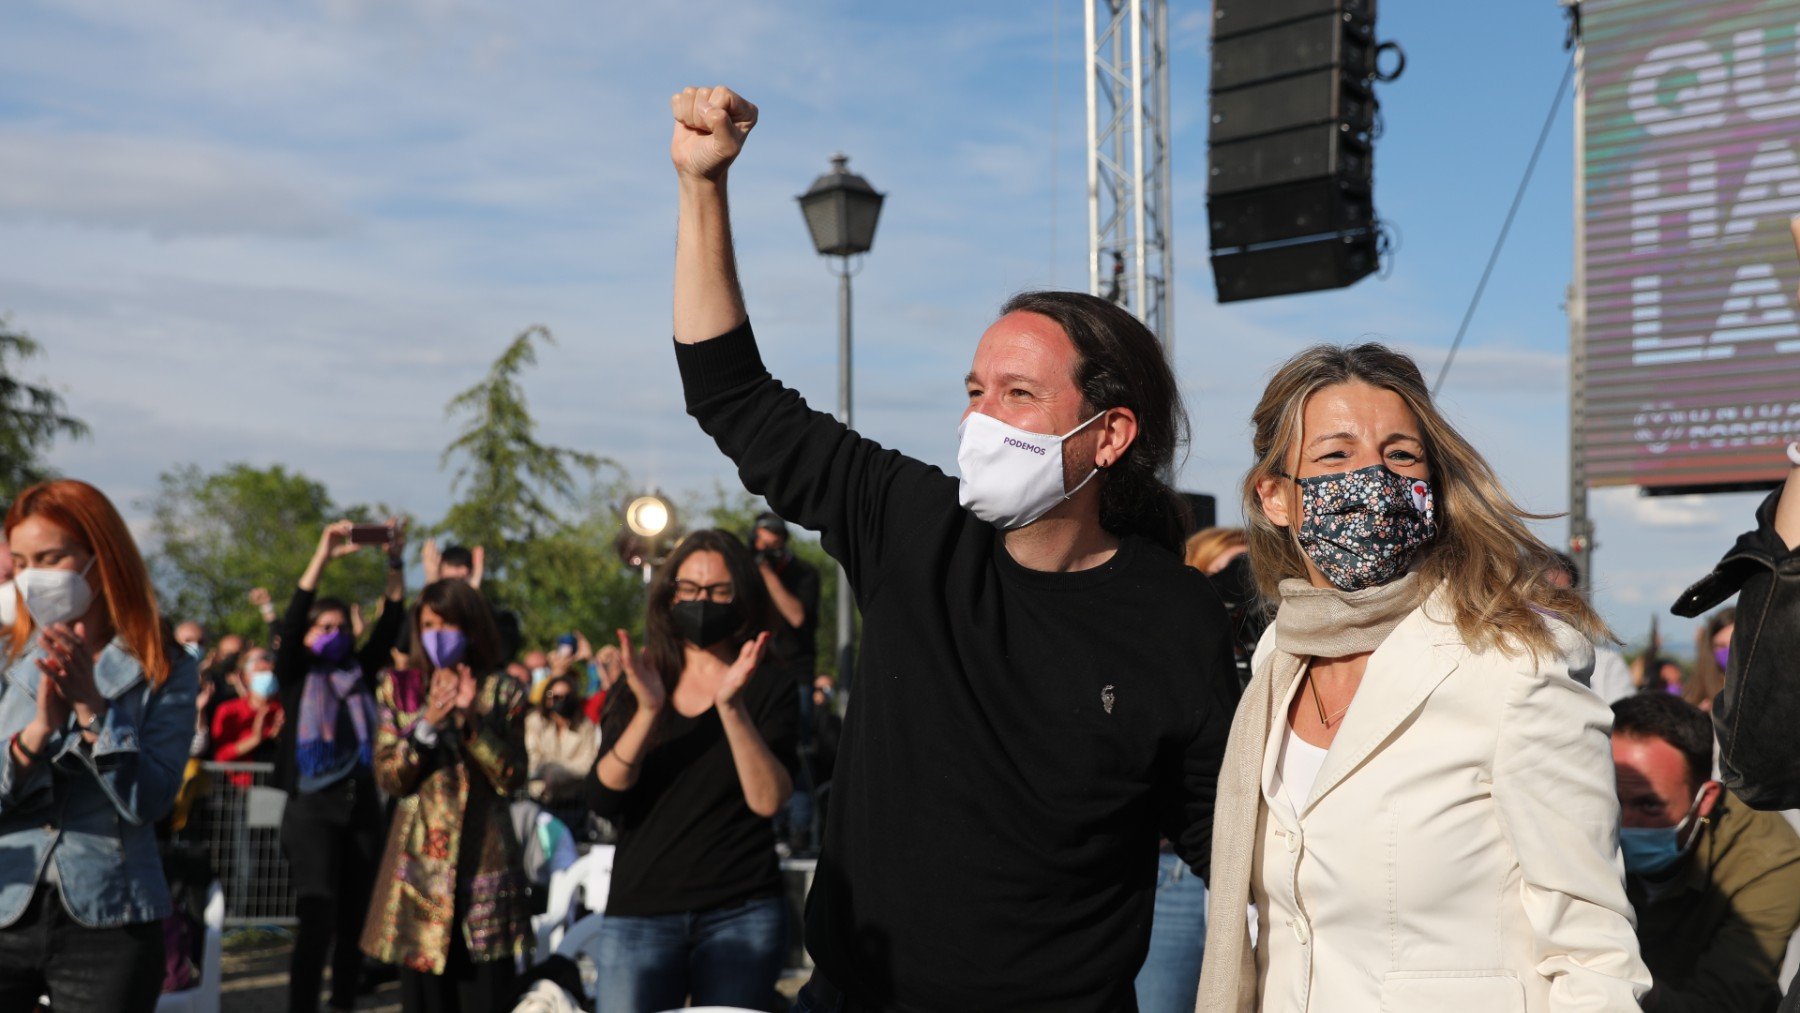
0;480;198;1012
586;529;797;1013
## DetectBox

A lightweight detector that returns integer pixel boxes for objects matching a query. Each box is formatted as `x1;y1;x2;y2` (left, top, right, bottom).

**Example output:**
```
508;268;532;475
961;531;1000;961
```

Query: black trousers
280;771;384;1013
398;926;519;1013
0;885;164;1013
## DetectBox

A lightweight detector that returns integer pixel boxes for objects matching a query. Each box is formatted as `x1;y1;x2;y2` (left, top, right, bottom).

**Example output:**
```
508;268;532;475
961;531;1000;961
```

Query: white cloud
0;131;354;238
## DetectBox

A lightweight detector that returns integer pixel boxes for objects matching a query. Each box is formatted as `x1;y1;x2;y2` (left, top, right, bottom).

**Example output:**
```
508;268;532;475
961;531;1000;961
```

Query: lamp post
798;153;884;686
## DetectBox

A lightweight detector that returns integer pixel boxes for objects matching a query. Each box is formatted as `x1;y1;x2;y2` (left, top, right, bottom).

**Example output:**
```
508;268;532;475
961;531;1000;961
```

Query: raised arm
671;85;757;345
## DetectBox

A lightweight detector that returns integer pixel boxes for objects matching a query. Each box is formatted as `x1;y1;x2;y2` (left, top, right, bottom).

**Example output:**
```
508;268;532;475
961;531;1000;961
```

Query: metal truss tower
1085;0;1173;349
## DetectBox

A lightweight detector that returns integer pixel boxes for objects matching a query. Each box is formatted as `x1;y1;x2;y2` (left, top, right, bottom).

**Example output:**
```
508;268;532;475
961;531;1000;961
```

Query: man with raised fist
653;84;1236;1012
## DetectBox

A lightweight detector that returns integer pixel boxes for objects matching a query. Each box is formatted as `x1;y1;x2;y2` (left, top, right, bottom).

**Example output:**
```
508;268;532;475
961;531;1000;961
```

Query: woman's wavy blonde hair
1242;343;1609;658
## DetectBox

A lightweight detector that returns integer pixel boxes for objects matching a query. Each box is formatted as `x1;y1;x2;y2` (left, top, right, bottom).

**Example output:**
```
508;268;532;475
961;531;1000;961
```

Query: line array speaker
1207;0;1393;302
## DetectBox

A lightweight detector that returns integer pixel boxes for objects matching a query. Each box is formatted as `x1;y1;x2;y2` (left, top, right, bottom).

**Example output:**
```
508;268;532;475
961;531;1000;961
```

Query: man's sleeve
1161;594;1238;883
678;321;953;598
1642;848;1800;1012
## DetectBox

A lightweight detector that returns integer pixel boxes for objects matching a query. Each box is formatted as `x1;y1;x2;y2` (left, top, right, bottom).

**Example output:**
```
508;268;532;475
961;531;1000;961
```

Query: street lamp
798;153;883;685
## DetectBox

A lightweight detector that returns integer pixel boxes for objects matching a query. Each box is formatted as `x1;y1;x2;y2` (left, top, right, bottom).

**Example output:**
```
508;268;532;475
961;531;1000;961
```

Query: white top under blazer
1198;587;1651;1013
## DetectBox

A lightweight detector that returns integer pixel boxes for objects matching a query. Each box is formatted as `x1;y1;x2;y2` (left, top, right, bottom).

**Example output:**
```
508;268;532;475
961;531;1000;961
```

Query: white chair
156;881;224;1013
533;843;614;955
554;911;607;1004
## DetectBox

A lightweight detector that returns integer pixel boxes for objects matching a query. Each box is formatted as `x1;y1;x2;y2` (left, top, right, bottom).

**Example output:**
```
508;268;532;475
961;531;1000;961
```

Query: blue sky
0;0;1770;654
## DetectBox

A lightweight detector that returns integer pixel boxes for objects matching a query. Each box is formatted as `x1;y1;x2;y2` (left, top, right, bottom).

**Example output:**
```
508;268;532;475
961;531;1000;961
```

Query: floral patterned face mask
1284;464;1436;591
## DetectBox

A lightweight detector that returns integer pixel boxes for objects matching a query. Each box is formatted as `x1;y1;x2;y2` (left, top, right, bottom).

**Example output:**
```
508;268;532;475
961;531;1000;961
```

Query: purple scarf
295;662;377;778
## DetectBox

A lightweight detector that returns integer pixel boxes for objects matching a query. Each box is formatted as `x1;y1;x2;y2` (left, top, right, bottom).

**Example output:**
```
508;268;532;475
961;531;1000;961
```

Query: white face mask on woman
14;557;96;628
956;410;1104;530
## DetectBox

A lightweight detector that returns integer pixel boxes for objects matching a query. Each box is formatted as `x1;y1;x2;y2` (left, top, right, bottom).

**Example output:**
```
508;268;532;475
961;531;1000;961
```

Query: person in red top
211;661;285;786
582;643;623;726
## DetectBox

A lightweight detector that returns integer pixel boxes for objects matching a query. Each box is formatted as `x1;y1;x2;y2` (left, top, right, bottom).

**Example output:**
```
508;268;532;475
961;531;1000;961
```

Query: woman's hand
39;621;104;718
616;630;666;714
33;671;70;738
319;520;358;561
716;632;770;713
424;668;458;728
454;664;479;713
382;516;406;559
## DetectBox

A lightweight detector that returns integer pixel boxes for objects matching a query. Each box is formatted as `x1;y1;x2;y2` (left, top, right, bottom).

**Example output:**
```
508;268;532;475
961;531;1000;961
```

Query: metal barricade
195;761;295;926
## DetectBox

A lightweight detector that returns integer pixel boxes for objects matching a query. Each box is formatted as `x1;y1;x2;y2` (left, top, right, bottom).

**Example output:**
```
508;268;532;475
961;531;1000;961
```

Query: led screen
1582;0;1800;490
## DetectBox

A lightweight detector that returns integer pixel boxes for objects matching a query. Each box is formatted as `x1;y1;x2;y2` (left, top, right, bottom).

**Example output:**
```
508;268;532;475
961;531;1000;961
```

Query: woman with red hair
0;479;198;1012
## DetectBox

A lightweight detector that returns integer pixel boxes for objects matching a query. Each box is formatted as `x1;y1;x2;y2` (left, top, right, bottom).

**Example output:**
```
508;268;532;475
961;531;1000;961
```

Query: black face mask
549;696;580;720
670;600;740;648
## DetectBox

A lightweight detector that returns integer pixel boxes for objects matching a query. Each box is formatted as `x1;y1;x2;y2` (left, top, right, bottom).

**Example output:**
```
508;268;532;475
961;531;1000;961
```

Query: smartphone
348;523;393;545
555;634;577;657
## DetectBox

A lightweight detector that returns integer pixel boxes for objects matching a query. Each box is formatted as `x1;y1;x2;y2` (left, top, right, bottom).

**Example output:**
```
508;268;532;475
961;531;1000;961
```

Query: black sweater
270;585;404;795
586;657;798;917
678;322;1238;1013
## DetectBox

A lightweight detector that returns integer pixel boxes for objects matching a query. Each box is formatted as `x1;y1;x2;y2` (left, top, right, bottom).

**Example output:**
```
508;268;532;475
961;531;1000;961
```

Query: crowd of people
0;80;1797;1013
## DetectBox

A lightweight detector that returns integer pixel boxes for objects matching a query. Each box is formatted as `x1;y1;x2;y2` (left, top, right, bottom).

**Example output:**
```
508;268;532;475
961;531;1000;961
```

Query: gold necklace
1309;671;1354;727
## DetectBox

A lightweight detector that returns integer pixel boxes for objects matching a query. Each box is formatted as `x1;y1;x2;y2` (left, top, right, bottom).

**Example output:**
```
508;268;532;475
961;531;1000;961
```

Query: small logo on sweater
1101;684;1115;714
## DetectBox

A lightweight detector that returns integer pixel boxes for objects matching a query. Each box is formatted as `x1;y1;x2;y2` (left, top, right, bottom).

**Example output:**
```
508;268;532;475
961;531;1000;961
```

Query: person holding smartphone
274;519;406;1013
0;479;199;1012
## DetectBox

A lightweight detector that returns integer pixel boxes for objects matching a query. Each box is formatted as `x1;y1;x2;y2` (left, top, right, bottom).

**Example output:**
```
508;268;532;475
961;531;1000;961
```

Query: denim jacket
0;638;198;928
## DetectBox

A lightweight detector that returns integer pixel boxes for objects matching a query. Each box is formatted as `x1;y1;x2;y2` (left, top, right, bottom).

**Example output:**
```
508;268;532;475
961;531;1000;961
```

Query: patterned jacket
360;669;534;973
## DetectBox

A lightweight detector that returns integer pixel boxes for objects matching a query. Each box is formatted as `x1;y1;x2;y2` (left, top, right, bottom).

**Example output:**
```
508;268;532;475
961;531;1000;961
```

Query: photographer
750;514;819;674
274;519;406;1013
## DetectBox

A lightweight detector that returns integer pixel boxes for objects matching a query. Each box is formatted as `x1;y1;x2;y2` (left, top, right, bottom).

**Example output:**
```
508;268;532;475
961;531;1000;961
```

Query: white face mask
15;556;97;629
0;580;14;628
956;410;1104;529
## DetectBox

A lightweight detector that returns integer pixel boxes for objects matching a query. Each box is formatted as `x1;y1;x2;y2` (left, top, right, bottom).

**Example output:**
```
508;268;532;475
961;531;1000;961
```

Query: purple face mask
1714;646;1730;669
309;628;351;664
422;628;468;670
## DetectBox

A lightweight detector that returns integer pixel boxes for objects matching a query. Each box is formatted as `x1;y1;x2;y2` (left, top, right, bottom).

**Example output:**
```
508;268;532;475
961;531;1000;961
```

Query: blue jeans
596;894;786;1013
1134;852;1208;1013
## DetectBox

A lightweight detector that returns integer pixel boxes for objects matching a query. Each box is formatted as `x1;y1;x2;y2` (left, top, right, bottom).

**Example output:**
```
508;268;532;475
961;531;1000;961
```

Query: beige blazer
1196;590;1650;1012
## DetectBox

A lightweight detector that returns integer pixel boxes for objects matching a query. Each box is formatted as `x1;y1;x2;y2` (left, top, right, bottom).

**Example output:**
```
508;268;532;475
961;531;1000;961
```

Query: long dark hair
999;291;1189;551
600;530;774;744
404;578;505;675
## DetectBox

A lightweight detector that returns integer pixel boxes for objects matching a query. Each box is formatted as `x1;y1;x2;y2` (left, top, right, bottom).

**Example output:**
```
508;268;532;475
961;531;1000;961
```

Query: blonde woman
1197;344;1649;1012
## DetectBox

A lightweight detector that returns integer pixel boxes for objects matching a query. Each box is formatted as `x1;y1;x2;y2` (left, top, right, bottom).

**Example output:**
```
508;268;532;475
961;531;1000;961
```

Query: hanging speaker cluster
1206;0;1401;302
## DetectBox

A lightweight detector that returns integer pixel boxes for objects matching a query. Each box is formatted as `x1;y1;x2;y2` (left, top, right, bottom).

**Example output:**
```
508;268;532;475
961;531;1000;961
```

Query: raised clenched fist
670;85;758;183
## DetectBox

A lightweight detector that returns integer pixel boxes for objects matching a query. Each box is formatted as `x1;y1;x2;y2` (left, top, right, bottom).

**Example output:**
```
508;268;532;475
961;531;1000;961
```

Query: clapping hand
454;664;479;714
715;632;770;713
424;668;459;728
38;622;102;716
615;630;666;714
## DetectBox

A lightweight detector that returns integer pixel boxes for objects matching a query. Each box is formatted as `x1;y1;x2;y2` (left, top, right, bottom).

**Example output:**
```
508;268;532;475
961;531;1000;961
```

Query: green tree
0;318;88;501
145;463;395;638
509;487;649;648
438;326;609;587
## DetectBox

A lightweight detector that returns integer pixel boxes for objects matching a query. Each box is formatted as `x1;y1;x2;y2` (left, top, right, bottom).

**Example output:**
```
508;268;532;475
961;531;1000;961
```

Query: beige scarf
1273;571;1423;659
1194;572;1424;1013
